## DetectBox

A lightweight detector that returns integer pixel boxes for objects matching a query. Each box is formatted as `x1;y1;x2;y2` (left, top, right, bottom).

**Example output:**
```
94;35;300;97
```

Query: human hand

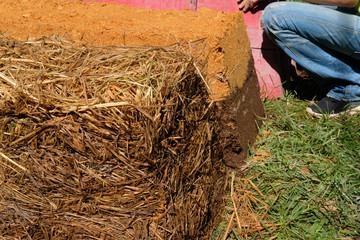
237;0;259;12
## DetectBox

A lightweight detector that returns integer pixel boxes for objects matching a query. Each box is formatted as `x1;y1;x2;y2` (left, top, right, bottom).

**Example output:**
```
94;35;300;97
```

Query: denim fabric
261;2;360;102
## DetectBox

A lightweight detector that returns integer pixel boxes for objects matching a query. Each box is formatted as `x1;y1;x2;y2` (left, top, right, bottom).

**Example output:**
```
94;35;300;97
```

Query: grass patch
213;93;360;239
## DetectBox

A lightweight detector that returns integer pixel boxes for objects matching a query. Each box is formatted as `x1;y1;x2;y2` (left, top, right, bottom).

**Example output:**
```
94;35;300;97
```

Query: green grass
213;93;360;240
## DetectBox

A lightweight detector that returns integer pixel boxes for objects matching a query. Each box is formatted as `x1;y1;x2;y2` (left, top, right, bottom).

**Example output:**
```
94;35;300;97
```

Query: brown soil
0;0;237;47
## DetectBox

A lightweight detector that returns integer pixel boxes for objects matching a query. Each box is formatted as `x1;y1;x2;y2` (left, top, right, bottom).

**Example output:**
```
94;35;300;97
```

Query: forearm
239;0;359;12
238;0;267;12
301;0;358;7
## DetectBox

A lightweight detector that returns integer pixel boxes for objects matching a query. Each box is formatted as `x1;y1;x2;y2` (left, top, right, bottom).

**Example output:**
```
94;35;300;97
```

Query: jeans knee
260;2;279;31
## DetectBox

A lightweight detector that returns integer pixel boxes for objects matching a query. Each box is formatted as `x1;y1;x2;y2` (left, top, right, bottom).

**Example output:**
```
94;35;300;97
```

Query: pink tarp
84;0;283;98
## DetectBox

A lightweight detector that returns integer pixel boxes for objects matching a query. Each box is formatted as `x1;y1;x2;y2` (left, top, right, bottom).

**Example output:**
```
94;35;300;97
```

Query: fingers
237;0;254;12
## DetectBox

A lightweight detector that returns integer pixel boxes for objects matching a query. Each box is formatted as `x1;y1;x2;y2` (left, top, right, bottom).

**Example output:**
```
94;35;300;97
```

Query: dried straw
220;172;286;239
0;34;227;239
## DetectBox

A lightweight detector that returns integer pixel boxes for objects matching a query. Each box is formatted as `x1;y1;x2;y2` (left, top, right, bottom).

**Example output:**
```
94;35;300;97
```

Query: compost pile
0;35;227;239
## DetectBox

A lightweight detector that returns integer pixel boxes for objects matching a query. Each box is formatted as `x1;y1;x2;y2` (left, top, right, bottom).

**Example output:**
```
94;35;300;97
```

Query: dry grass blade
0;151;27;172
223;174;280;238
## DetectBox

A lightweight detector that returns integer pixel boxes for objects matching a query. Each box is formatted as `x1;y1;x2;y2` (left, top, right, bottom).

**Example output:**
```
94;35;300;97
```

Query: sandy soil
0;0;238;46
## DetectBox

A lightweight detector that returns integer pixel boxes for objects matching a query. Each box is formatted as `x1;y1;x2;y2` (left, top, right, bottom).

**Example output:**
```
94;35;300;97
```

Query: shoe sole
349;105;360;116
306;105;360;118
305;107;336;118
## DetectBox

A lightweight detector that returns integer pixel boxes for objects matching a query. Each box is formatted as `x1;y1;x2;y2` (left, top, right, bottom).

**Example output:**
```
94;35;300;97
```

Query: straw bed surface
0;35;226;239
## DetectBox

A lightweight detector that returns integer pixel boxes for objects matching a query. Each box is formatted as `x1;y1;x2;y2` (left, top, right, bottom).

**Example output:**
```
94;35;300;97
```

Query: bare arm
238;0;264;12
305;0;358;7
238;0;359;12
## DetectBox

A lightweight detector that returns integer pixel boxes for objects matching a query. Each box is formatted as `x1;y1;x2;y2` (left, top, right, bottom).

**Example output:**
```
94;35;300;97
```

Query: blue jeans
261;2;360;102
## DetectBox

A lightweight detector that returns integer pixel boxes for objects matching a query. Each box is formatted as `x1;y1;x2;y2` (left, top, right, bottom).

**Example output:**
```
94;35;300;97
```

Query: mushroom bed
0;0;264;239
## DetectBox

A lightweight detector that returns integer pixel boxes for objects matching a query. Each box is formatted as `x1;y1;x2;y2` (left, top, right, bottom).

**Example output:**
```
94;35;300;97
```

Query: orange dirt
0;0;251;99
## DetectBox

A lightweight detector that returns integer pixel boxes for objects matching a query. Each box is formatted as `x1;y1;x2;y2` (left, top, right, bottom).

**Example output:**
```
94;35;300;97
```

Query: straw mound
0;35;226;239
